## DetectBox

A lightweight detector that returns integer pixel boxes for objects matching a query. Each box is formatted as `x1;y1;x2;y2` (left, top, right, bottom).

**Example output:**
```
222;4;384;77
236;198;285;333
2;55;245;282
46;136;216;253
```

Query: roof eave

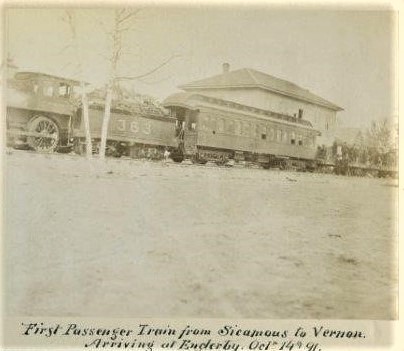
163;102;198;110
180;84;343;112
14;71;88;85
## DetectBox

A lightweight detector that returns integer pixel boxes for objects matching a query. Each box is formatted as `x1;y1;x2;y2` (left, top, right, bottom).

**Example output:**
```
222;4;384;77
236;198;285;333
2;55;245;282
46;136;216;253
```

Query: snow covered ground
3;150;398;319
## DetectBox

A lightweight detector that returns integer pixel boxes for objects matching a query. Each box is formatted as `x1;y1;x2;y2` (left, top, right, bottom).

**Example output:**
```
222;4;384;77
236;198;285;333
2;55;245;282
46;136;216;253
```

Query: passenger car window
201;116;209;131
243;122;251;136
276;130;282;142
235;121;241;135
226;120;234;133
269;128;275;140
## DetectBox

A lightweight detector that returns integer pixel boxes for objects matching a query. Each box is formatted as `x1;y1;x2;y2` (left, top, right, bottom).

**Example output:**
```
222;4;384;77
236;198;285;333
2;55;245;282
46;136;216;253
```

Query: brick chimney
222;63;230;73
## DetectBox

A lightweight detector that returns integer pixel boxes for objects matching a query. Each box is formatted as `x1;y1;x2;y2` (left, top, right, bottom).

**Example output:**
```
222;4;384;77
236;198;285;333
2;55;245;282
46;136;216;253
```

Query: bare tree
63;10;93;159
98;8;178;159
365;119;398;168
366;119;395;155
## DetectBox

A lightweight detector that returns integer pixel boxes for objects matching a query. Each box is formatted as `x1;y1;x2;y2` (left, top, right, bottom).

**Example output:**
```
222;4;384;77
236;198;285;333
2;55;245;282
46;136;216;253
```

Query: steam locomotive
6;71;79;152
6;72;179;159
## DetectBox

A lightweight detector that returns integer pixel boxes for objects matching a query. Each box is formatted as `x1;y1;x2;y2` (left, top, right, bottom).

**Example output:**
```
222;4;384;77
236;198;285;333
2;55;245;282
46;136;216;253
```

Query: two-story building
177;63;343;146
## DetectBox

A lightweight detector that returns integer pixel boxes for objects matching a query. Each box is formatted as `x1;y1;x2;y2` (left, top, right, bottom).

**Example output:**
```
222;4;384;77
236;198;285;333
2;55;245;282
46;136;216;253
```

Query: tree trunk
80;82;93;159
96;9;175;160
99;84;113;159
64;11;93;160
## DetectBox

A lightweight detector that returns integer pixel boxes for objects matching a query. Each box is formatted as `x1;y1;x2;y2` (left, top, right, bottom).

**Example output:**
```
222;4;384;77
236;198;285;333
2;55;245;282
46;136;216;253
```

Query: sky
5;6;398;129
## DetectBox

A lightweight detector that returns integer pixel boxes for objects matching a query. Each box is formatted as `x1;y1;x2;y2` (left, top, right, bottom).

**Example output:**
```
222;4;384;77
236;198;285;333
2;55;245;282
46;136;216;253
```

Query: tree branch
117;8;143;25
115;54;180;81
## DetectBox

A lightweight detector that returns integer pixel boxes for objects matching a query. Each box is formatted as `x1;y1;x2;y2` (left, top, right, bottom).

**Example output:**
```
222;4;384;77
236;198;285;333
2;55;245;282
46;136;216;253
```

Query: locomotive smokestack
222;63;230;73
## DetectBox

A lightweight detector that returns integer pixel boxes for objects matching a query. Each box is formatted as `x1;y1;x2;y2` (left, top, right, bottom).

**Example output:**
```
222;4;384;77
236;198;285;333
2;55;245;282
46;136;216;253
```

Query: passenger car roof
14;71;86;86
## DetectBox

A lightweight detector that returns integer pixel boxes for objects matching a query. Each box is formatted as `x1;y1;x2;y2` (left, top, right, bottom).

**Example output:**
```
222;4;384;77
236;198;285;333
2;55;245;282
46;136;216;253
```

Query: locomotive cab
7;72;82;152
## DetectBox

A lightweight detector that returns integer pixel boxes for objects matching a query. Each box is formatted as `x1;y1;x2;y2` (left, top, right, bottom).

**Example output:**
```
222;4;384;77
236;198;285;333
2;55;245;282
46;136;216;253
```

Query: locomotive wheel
27;116;60;152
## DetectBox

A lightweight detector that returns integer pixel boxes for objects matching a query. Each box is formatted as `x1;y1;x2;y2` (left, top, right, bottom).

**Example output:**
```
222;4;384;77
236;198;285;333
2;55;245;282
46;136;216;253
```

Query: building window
298;109;304;119
261;134;266;140
298;134;303;146
290;132;296;145
283;131;288;143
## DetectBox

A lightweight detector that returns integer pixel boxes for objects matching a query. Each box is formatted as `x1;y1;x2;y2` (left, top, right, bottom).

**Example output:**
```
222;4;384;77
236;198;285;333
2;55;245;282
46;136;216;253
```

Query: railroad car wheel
27;116;60;152
170;149;184;163
171;155;184;163
193;155;207;164
215;159;226;166
105;141;122;158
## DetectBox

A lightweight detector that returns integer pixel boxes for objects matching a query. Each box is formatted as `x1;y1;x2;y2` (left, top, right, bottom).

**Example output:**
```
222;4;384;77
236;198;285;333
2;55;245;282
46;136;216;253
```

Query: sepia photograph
2;2;398;327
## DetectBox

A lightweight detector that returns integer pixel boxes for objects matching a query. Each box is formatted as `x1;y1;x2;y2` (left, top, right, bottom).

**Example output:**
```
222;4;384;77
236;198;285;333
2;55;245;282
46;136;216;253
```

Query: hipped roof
180;68;343;111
